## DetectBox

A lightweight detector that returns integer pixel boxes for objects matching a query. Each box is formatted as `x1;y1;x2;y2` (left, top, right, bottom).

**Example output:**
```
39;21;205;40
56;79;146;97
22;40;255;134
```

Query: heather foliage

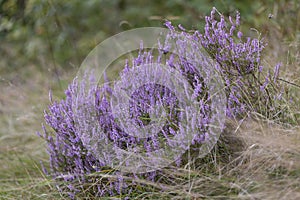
39;8;286;198
41;34;219;198
196;8;284;119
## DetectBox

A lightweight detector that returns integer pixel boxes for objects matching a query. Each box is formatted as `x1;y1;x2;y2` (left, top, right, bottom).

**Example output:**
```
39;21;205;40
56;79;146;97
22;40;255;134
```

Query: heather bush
39;8;286;198
40;34;219;198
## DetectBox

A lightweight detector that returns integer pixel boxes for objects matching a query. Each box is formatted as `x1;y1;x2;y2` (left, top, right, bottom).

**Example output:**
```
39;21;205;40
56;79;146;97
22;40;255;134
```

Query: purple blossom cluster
39;82;128;197
40;37;214;198
199;8;265;76
39;8;284;198
193;7;282;118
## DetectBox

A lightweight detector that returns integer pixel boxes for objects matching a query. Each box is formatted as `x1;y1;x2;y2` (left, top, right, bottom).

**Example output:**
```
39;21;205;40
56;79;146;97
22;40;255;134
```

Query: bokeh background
0;0;299;199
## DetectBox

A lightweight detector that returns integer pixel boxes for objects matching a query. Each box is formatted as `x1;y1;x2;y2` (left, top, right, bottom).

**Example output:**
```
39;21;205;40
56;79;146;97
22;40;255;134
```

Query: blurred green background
1;0;299;75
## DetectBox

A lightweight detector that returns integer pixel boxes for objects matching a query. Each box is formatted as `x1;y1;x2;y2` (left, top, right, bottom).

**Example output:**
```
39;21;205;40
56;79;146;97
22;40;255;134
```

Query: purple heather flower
237;31;243;39
273;63;281;83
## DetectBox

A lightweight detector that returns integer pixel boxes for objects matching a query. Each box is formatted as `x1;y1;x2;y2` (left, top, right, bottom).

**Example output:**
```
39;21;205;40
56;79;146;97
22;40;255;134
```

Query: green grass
0;65;72;199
